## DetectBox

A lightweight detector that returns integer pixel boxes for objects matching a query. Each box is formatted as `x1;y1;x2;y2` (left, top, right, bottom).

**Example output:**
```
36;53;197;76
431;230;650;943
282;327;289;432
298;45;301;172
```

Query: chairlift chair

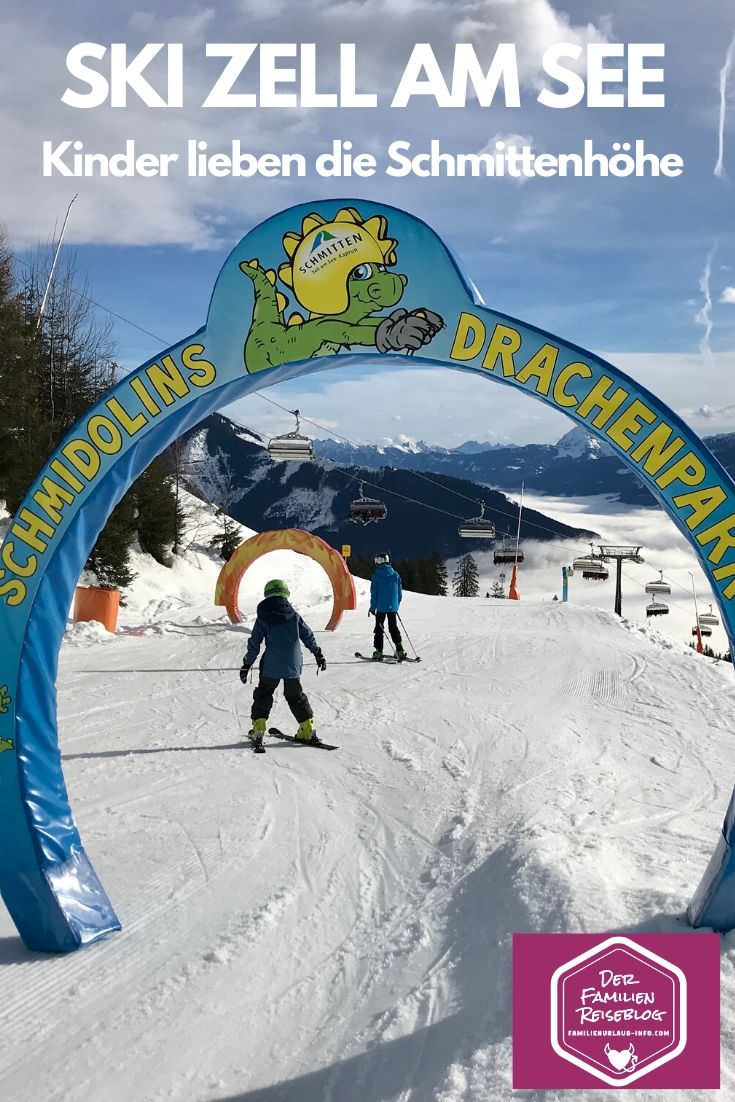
645;570;671;596
698;604;720;628
493;534;525;564
458;501;496;540
493;535;517;564
646;599;669;618
580;560;609;581
572;544;596;571
572;544;609;582
693;624;713;638
349;482;388;525
267;409;314;462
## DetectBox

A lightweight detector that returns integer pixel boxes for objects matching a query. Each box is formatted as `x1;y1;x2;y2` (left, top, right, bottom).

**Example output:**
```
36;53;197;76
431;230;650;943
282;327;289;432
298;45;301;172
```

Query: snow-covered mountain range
314;426;735;505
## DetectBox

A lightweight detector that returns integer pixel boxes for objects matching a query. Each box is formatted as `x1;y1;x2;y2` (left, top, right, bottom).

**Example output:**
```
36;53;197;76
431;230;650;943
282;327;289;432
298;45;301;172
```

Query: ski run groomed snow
1;493;734;1102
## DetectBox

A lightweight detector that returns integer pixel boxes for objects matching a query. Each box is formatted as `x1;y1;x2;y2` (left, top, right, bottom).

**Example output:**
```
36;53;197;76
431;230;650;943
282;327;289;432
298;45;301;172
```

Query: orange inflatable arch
215;529;357;631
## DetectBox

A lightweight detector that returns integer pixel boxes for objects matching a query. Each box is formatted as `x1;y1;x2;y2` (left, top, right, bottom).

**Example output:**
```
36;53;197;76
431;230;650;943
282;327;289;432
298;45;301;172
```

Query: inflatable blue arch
2;199;735;951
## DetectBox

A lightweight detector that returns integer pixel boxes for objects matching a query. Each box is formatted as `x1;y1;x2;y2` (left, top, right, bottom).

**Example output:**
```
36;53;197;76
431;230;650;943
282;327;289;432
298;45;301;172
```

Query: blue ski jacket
244;596;319;680
370;563;403;613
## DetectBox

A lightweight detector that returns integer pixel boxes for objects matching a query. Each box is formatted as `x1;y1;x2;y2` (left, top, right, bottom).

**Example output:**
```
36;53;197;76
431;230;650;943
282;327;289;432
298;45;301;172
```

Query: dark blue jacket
244;596;319;679
370;563;402;613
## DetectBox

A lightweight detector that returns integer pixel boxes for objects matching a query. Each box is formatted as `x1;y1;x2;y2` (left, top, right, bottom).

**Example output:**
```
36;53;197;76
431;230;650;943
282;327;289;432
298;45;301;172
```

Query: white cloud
224;349;735;450
479;132;535;184
128;9;217;38
455;0;609;90
0;11;319;247
281;0;609;90
721;286;735;304
685;402;735;422
715;30;735;179
0;0;611;248
484;132;535;150
694;242;717;356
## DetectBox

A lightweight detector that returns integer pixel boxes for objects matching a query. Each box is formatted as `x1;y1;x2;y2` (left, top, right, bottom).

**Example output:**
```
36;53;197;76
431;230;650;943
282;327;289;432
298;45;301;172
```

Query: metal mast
597;545;644;616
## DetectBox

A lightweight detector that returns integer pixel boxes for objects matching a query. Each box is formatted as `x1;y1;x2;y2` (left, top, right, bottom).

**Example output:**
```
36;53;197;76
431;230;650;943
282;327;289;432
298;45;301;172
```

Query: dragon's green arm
308;317;382;349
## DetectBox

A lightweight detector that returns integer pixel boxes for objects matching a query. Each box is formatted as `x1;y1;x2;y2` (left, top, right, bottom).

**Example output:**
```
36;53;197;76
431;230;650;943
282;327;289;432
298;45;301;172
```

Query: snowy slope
1;502;734;1101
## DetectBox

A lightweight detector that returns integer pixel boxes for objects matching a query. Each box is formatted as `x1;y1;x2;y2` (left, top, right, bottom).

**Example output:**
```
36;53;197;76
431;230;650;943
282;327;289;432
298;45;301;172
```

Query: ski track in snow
1;540;734;1101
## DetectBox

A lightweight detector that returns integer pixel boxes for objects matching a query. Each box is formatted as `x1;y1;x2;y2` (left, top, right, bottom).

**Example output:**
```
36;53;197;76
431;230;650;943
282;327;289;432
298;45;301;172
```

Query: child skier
240;579;326;745
369;553;407;661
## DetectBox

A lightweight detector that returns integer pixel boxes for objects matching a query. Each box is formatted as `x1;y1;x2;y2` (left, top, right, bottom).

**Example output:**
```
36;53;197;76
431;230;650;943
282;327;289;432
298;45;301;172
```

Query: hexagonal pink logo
551;936;685;1086
513;933;720;1089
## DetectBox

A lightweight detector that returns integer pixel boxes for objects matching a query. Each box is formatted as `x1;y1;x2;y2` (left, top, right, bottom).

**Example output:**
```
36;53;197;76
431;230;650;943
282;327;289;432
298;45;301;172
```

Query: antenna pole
36;193;78;331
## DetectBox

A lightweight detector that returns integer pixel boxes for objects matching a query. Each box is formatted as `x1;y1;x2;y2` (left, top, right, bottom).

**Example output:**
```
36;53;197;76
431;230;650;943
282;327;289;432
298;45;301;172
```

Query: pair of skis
354;651;422;663
249;727;339;754
248;650;422;753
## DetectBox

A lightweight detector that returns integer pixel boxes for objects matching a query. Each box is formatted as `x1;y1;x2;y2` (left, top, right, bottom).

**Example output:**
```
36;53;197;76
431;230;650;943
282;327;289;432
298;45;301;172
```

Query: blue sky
2;0;734;445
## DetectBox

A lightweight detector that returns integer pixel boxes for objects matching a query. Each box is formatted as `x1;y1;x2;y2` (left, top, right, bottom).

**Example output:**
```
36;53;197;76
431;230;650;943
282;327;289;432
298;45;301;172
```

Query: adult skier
240;579;326;745
370;553;407;661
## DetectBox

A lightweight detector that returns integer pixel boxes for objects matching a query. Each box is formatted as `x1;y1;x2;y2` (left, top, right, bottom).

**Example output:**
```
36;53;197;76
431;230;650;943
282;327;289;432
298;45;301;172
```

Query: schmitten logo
513;932;720;1089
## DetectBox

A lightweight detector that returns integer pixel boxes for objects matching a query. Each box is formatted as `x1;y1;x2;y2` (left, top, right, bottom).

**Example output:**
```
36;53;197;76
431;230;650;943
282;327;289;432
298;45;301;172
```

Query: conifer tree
0;233;46;511
431;552;448;596
210;509;240;561
452;553;480;597
133;452;184;565
0;235;184;590
416;556;436;595
85;497;137;590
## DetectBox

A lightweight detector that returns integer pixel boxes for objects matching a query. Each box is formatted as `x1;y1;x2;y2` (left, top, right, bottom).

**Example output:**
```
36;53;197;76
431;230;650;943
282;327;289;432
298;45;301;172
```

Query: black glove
239;665;251;684
315;649;327;672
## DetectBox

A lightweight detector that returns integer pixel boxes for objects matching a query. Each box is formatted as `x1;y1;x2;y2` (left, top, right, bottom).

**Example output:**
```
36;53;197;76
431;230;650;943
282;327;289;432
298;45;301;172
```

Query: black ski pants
373;611;403;653
252;674;313;723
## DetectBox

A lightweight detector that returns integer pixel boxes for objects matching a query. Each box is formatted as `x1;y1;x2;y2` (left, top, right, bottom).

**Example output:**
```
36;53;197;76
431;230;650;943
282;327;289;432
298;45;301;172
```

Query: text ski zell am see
46;42;680;180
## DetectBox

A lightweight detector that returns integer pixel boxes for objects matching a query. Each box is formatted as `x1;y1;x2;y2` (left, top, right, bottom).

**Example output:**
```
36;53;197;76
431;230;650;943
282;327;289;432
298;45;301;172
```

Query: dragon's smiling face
347;262;407;312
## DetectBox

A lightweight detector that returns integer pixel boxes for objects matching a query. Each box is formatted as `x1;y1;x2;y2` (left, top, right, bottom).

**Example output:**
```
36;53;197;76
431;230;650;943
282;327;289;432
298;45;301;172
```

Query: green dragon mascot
240;206;444;372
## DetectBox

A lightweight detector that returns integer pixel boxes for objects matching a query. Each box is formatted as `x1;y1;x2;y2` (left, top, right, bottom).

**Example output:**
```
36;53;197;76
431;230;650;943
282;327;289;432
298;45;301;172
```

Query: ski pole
397;613;418;658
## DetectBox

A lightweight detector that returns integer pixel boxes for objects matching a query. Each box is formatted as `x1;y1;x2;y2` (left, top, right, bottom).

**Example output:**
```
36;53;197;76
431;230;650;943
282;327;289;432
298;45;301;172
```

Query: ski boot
295;718;316;742
372;650;384;662
395;647;408;662
249;717;266;752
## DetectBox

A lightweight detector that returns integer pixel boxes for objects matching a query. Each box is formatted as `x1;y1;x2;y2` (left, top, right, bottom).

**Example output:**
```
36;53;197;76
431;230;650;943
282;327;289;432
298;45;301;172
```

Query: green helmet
264;579;290;598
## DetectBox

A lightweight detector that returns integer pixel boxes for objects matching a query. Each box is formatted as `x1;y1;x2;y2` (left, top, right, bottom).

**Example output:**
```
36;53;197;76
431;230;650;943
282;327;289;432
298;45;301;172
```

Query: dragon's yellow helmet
278;208;397;316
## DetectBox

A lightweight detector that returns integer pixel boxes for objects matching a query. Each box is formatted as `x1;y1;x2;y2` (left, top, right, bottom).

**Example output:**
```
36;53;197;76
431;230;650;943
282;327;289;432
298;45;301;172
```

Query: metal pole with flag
689;571;704;654
508;482;524;601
